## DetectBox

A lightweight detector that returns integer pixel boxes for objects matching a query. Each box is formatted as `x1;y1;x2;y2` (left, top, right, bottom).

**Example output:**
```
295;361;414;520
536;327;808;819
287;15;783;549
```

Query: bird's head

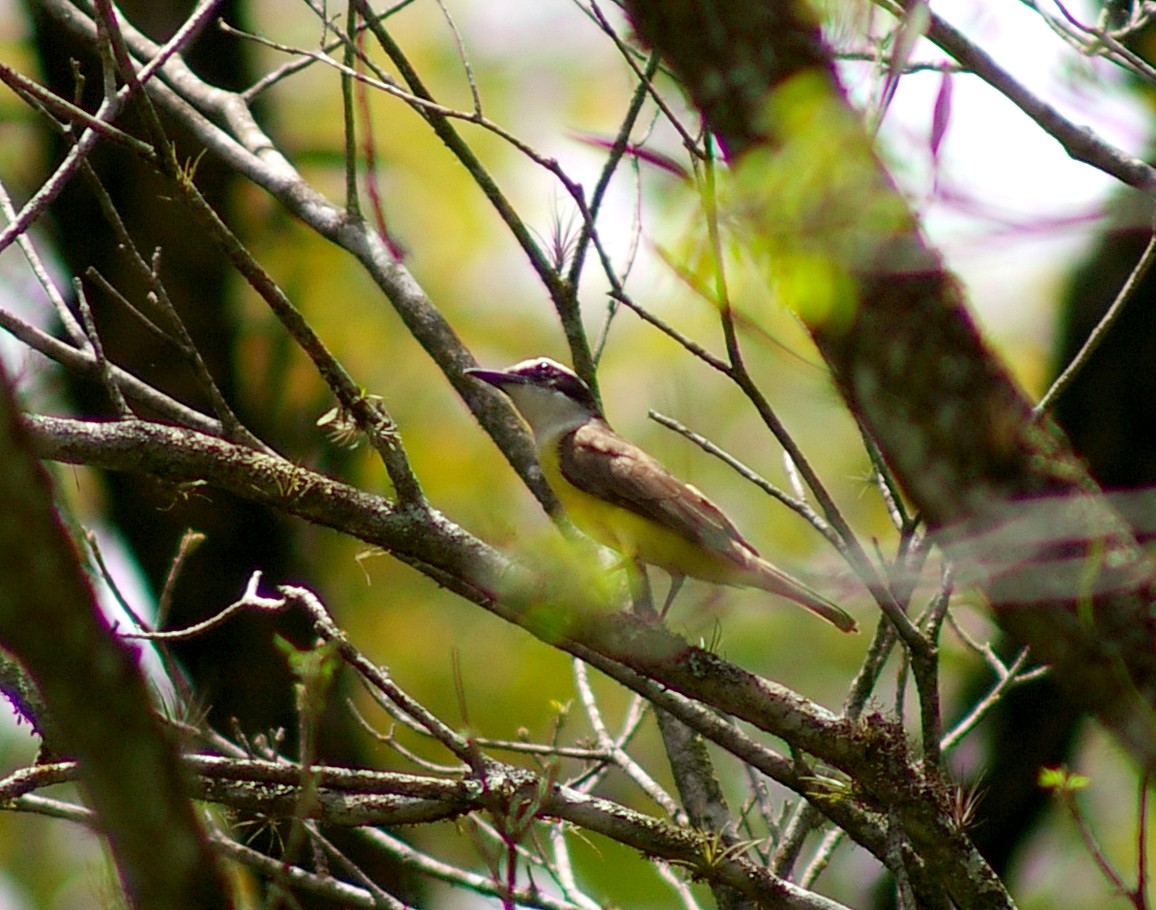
466;357;602;440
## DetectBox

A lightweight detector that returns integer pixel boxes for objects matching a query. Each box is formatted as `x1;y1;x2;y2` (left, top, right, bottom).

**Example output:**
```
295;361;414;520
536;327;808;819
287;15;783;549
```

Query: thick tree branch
620;0;1156;781
24;415;505;602
0;377;229;909
26;412;1008;908
3;755;852;910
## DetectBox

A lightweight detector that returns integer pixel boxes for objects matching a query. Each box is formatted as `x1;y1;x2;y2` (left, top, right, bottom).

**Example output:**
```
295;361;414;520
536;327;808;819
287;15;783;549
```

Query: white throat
503;384;596;448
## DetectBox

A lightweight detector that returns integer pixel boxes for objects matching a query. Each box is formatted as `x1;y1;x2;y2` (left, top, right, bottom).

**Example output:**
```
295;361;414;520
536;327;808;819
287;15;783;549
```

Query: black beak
465;367;521;388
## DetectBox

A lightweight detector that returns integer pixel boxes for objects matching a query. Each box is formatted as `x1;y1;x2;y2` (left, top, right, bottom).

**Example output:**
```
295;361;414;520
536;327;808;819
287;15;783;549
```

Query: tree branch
621;0;1156;782
0;373;229;909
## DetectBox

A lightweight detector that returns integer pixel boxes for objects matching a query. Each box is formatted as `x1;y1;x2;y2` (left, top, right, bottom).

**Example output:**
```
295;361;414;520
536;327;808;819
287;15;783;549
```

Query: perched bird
467;357;856;632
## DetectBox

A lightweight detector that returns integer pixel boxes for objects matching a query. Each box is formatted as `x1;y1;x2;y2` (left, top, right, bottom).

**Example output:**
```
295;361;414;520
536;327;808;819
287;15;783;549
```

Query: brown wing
559;421;756;558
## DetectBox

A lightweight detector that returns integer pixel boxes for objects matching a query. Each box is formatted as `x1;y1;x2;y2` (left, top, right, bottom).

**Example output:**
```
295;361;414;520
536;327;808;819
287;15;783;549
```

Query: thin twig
73;279;130;417
1036;221;1156;416
0;303;223;433
76;159;263;448
0;178;85;345
908;0;1156;189
340;3;362;219
567;50;662;290
649;409;840;548
572;659;681;817
358;826;593;910
940;647;1037;752
123;570;286;641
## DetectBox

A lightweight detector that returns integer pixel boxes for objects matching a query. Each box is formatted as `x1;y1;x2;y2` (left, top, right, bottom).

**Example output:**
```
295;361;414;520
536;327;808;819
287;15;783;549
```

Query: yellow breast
537;437;748;585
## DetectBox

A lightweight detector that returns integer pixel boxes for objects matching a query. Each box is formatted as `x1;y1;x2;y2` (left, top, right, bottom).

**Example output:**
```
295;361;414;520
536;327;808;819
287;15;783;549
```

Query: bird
466;357;857;632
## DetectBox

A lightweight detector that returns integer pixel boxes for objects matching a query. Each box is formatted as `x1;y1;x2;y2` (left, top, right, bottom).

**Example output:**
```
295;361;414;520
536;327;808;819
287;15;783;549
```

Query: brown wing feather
559;421;756;558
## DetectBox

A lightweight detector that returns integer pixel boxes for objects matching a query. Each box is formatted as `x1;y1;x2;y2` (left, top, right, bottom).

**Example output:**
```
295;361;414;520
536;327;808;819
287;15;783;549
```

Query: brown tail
748;557;858;633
